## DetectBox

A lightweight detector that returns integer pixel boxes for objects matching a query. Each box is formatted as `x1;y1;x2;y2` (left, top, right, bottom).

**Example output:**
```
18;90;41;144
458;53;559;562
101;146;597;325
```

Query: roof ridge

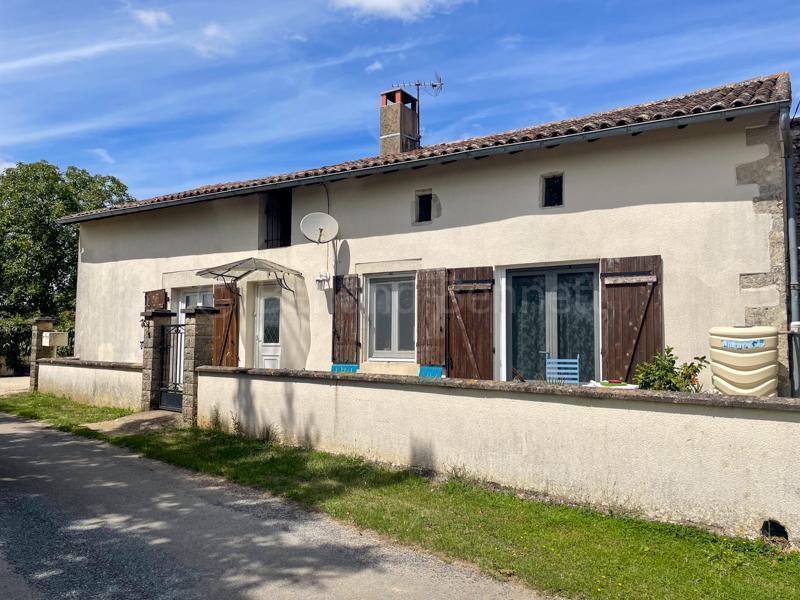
64;72;792;221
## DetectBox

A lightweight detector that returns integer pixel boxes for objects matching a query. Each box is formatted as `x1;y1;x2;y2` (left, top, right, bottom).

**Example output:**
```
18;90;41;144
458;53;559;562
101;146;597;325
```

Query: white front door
177;289;214;325
171;288;214;387
255;285;281;369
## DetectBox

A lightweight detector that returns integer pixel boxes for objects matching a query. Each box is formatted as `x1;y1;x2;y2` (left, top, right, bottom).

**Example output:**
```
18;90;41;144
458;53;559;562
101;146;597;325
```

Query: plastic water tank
708;326;779;397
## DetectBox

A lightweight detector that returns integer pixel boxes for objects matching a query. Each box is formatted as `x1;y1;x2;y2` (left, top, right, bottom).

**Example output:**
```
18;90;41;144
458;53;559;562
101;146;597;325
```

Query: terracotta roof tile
68;73;791;221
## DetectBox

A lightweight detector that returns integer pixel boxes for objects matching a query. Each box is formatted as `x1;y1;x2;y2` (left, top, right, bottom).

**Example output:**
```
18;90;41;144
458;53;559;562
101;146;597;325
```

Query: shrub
634;346;709;392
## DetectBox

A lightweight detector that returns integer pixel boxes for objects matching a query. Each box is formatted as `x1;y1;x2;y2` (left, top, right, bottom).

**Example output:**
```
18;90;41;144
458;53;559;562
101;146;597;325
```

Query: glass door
508;267;597;382
255;285;281;369
510;274;548;380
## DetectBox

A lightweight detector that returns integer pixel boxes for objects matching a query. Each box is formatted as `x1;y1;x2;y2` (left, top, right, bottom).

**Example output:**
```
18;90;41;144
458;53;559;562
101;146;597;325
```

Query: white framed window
367;274;416;360
173;287;214;324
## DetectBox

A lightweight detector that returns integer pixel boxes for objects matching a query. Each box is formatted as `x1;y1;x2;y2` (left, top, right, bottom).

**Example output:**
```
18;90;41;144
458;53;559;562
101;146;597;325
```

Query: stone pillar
29;317;55;392
182;307;219;426
140;309;176;411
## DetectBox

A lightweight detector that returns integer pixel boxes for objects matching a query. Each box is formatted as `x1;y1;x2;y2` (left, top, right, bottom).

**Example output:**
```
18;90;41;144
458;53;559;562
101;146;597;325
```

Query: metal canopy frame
196;257;302;291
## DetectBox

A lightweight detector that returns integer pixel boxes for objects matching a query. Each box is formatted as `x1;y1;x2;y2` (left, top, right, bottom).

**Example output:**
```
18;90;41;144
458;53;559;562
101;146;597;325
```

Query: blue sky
1;0;798;199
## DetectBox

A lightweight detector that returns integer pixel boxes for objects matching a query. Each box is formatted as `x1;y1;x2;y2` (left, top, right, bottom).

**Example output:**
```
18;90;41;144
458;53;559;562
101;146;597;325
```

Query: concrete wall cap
140;309;177;318
195;366;800;413
183;306;220;316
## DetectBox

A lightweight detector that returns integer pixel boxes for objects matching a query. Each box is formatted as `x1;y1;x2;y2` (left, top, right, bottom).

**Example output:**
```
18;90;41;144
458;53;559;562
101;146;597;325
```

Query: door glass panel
511;275;547;380
557;272;595;382
373;282;393;352
262;297;280;344
397;280;415;351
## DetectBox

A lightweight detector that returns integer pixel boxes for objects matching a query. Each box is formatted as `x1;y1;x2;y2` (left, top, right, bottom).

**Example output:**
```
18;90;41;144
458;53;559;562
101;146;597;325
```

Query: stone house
31;72;800;545
54;72;796;402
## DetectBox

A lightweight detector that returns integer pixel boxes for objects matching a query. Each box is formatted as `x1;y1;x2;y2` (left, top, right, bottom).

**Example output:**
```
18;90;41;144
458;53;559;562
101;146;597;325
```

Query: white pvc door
255;286;281;369
173;288;213;386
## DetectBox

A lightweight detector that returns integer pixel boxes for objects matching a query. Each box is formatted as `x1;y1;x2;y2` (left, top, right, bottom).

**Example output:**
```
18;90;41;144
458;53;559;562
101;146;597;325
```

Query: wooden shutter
417;268;447;366
600;255;663;381
144;289;168;311
446;267;493;379
212;284;239;367
332;274;360;364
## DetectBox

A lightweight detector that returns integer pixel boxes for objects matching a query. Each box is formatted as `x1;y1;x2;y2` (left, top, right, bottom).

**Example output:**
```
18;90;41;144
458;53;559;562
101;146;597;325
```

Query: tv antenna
391;73;444;141
391;72;444;101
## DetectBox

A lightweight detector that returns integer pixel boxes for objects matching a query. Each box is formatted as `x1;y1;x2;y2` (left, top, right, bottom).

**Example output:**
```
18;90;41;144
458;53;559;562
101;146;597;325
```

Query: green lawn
1;392;798;599
0;391;130;434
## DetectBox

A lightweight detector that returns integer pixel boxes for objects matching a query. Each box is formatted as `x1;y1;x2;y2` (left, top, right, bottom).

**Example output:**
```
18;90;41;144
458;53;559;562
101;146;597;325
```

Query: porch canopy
195;257;302;283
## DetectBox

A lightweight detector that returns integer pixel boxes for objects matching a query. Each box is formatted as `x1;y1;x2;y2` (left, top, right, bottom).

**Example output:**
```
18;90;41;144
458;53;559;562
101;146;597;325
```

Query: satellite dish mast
391;73;444;143
300;212;340;289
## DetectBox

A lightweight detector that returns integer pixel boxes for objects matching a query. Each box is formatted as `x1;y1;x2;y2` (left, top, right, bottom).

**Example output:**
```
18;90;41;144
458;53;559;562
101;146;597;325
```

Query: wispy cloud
194;22;235;57
0;37;170;75
286;32;308;43
0;159;15;172
330;0;471;21
88;148;115;164
468;21;800;90
498;34;523;49
365;60;383;73
131;8;173;31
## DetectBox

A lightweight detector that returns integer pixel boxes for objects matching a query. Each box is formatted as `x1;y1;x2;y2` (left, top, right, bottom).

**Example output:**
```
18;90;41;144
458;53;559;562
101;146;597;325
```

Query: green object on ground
1;392;798;600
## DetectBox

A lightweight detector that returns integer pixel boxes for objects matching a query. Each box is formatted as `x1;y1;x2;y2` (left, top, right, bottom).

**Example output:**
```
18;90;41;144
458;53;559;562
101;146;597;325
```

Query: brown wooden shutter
332;274;360;364
144;289;168;311
446;267;493;379
212;284;239;367
417;268;447;366
600;255;664;381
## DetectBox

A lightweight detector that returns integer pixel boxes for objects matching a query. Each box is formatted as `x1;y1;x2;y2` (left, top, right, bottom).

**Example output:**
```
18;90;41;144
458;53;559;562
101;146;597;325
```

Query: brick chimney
380;88;420;156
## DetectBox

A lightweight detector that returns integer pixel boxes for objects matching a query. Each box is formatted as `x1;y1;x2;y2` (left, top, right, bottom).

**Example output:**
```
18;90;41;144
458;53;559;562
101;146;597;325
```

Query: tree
0;161;132;369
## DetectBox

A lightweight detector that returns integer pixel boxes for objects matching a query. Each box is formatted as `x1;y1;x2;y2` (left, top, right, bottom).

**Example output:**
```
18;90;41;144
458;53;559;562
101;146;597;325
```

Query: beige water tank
709;326;779;397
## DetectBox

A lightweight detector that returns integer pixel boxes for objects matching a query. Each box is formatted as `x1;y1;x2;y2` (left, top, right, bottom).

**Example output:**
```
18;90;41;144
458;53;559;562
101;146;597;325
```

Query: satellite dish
300;212;339;244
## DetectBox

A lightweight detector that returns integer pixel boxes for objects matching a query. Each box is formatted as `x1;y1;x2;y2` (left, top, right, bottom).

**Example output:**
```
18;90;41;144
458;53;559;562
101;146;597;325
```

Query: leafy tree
0;161;132;370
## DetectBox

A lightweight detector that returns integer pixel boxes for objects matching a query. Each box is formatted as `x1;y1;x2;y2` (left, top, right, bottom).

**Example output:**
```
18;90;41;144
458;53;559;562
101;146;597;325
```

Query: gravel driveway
0;413;539;599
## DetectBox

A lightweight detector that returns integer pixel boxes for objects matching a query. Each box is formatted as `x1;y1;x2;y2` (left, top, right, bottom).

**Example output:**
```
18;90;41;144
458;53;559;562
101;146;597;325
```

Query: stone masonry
29;317;55;392
140;309;175;411
181;307;218;426
736;114;790;393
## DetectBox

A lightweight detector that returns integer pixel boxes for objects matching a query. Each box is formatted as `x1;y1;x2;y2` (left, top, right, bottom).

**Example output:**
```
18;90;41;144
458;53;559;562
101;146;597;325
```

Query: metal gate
158;324;185;411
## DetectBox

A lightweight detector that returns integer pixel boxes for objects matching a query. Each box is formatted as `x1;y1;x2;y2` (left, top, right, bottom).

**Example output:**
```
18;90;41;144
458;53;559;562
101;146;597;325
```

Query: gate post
182;307;219;426
29;317;55;392
140;309;175;411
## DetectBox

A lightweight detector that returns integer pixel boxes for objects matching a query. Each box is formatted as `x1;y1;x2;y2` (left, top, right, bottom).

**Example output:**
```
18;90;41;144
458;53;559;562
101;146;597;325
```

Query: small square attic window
542;174;564;208
415;191;433;223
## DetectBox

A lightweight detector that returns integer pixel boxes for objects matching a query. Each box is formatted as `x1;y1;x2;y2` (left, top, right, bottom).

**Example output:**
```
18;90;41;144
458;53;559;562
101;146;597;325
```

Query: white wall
38;362;142;411
74;113;783;388
197;370;800;544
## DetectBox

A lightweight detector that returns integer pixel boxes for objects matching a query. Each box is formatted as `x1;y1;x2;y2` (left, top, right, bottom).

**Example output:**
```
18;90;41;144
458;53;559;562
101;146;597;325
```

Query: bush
0;315;31;373
634;346;709;392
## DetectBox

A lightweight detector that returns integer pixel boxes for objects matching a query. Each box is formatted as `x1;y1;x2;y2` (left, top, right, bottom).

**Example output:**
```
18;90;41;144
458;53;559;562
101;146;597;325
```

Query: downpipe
779;106;800;396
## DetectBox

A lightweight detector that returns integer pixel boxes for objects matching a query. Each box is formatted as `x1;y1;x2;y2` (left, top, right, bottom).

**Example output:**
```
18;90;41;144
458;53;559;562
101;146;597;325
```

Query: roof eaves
58;99;789;225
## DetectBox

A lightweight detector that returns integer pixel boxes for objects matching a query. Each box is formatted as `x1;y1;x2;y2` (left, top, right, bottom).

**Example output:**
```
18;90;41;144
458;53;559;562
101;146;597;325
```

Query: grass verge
2;392;798;599
0;391;130;436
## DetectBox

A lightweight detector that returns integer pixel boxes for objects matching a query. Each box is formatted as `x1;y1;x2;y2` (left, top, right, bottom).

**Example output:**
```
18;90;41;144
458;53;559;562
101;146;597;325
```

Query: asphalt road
0;413;538;599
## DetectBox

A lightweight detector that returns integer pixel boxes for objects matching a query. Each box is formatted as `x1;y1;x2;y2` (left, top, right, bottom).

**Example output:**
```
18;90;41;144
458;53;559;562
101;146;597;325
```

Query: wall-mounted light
315;272;330;291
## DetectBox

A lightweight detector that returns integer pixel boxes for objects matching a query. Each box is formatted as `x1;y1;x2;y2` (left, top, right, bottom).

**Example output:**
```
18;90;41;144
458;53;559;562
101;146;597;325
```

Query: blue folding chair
545;354;580;384
332;363;358;374
419;365;444;378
